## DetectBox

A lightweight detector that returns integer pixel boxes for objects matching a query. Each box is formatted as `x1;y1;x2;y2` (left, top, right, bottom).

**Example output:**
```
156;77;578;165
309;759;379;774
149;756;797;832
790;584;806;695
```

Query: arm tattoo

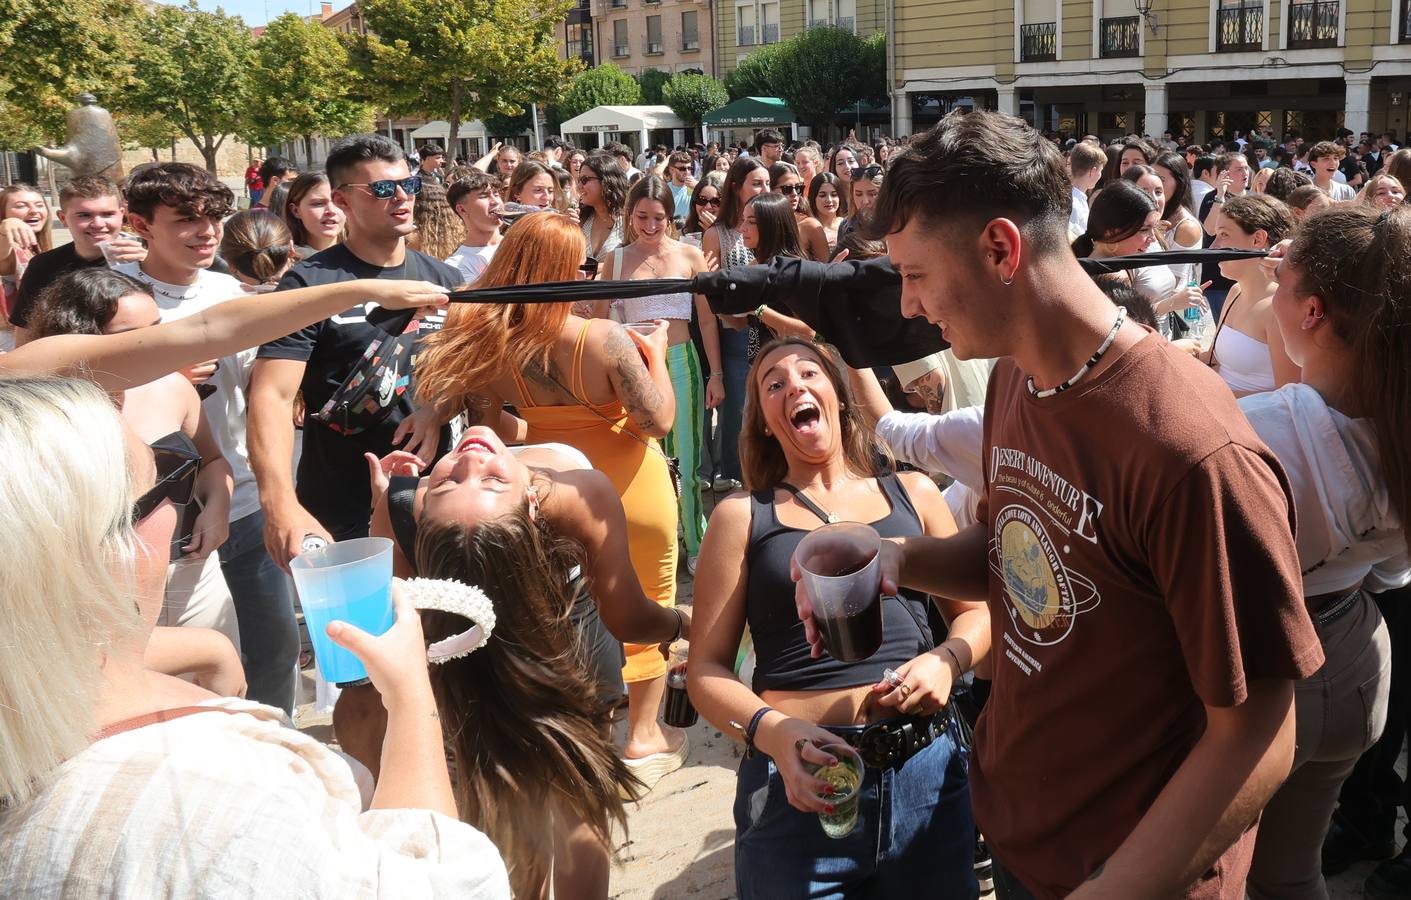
603;325;665;428
913;370;948;415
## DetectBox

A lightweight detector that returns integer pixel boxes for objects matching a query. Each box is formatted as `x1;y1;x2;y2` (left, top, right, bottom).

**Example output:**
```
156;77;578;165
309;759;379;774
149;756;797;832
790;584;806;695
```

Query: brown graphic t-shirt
969;333;1324;899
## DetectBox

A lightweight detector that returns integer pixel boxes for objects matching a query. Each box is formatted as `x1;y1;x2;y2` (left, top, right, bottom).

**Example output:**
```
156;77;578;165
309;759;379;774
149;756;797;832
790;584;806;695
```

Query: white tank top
1212;325;1276;394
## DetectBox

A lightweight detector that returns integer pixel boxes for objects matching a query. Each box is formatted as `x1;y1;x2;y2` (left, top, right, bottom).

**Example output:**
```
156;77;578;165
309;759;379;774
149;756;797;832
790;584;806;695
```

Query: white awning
409;120;489;140
558;105;686;135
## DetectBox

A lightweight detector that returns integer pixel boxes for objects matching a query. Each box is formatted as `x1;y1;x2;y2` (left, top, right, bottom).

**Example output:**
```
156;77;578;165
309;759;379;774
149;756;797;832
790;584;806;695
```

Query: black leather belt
825;707;952;771
1312;589;1362;629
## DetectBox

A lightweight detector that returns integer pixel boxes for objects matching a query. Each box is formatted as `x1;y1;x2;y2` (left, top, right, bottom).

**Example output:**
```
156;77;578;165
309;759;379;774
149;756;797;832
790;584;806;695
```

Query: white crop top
609;248;693;321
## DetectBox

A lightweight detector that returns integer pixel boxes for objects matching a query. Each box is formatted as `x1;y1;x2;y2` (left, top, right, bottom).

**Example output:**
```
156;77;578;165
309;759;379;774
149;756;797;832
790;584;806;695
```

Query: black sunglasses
339;176;422;199
132;431;200;524
579;255;599;276
672;165;691;172
850;165;882;181
694;196;721;207
777;184;804;196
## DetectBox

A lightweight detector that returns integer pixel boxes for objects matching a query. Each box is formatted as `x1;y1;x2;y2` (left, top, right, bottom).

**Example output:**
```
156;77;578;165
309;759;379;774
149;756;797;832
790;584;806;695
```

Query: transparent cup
794;522;884;662
623;321;660;336
806;741;865;838
98;231;141;268
290;537;395;685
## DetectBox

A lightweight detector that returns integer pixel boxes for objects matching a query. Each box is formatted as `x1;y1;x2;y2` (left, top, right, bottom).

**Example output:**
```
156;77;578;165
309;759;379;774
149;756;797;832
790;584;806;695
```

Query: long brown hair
622;174;678;245
1287;205;1411;555
280;171;336;249
409;179;465;260
740;336;893;491
416;213;584;414
414;508;634;898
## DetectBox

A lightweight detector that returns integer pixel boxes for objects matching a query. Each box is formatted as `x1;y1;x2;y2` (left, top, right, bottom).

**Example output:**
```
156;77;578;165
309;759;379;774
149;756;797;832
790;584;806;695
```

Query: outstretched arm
0;279;448;392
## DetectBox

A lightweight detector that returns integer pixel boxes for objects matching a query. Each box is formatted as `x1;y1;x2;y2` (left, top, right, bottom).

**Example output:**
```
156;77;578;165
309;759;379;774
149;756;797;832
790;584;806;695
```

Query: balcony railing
1020;22;1057;61
809;16;829;27
682;38;700;49
1287;0;1338;48
1216;4;1263;50
646;40;663;53
737;24;756;44
613;42;629;56
836;15;855;30
1099;15;1140;57
762;22;780;42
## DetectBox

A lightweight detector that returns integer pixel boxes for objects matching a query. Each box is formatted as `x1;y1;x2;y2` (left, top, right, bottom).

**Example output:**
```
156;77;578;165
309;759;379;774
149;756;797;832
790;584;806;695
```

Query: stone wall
119;135;260;179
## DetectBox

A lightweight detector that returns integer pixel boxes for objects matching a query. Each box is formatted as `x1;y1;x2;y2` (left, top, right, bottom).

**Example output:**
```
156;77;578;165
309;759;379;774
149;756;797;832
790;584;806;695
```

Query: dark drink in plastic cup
794;523;885;663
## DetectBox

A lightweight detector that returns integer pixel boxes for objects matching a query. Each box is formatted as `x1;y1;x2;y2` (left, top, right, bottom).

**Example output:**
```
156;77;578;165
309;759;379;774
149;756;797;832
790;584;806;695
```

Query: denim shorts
733;725;979;899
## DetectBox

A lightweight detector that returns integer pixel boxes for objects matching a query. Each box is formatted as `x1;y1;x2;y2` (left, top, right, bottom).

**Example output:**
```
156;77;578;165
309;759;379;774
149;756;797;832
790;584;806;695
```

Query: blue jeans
718;326;751;482
219;510;299;714
734;727;978;899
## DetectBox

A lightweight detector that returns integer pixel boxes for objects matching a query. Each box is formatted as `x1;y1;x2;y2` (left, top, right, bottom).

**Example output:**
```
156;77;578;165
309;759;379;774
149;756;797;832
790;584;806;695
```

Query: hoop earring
1000;272;1014;287
1311;311;1325;320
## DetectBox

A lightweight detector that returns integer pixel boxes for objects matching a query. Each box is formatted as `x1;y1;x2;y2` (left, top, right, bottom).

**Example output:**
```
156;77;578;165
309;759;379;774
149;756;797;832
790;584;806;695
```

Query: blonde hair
0;377;142;805
1360;172;1406;207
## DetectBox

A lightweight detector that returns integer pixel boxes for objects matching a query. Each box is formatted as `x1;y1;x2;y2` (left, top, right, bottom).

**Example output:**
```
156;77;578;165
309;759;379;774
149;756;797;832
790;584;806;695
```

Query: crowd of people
0;109;1407;900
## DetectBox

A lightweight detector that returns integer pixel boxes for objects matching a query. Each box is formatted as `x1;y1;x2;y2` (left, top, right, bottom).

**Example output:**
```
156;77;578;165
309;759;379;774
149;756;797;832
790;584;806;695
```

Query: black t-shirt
258;244;460;531
11;242;106;328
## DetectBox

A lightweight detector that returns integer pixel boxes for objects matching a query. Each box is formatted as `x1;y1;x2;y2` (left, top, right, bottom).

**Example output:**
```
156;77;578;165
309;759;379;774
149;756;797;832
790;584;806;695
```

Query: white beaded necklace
1025;307;1127;399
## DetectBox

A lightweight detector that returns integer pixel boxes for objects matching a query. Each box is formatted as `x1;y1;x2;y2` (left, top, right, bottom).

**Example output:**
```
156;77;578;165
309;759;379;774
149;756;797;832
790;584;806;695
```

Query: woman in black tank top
688;337;990;898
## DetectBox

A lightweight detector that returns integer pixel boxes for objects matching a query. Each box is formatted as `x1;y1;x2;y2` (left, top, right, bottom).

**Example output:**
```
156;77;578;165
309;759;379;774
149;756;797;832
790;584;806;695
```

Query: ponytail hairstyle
219;210;294;286
414;506;634;898
1286;204;1411;555
1071;180;1158;257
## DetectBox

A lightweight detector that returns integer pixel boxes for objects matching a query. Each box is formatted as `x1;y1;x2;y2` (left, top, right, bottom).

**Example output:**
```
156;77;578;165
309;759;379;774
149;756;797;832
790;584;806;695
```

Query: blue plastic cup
290;537;395;685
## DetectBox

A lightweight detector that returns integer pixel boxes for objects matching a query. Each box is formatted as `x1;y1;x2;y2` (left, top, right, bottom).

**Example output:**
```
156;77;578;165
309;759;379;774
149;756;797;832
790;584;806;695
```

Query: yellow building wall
896;0;1012;71
1062;0;1093;58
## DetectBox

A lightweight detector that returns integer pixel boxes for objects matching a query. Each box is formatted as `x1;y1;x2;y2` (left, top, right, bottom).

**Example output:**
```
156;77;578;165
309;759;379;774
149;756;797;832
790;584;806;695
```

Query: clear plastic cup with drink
99;231;141;268
290;537;395;685
805;741;865;838
794;522;885;662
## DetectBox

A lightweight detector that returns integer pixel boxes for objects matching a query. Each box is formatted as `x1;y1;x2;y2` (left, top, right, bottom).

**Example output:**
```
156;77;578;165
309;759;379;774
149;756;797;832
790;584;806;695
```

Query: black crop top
746;474;934;693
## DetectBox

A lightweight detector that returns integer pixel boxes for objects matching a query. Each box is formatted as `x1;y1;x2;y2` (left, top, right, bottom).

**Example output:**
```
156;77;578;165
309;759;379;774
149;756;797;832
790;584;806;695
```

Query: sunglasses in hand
132;431;201;524
339;176;423;199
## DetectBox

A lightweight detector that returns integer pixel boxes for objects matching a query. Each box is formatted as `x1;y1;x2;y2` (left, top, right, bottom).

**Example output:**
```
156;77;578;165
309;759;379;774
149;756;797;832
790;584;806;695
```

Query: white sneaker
686;556;698;576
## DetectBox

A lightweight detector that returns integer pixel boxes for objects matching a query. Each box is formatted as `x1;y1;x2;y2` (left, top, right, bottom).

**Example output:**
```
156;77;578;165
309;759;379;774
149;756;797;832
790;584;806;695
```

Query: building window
1216;0;1263;51
1020;23;1057;60
566;22;594;62
808;0;829;27
737;3;756;45
1287;0;1339;48
1099;15;1141;56
646;15;663;53
761;0;780;42
682;11;700;49
836;0;856;31
613;19;629;56
1098;112;1128;131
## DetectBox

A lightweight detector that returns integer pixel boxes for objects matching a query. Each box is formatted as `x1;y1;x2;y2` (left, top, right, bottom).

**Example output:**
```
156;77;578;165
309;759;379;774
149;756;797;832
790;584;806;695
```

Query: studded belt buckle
857;722;898;769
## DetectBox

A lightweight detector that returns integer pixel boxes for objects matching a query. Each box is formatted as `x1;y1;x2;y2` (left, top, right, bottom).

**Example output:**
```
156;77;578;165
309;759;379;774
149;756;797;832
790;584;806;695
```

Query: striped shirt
0;698;510;899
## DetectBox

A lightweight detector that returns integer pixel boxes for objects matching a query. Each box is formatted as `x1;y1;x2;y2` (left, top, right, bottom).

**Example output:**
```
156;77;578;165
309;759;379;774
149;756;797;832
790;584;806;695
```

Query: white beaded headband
403;578;497;664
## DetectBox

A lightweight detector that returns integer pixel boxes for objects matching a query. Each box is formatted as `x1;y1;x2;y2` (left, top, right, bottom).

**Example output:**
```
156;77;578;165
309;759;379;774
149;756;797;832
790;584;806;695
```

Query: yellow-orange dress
507;320;677;684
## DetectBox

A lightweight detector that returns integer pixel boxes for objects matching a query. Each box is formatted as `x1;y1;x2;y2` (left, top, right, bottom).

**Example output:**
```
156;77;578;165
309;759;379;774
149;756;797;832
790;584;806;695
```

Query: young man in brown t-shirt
798;112;1324;898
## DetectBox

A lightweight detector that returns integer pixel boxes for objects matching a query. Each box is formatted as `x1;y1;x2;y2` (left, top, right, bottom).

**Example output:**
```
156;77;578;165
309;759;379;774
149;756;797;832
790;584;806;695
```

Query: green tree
558;63;640;123
351;0;576;157
637;68;670;106
770;28;885;130
125;2;255;172
662;73;728;133
247;13;373;162
118;110;182;162
724;44;785;102
0;0;140;142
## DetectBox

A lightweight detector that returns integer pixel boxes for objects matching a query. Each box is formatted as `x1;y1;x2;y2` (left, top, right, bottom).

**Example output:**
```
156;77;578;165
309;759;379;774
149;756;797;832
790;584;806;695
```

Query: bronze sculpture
34;93;124;181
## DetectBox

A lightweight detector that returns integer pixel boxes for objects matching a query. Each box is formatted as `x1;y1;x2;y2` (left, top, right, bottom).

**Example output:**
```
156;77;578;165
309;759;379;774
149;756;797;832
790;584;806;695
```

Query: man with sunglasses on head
249;134;460;579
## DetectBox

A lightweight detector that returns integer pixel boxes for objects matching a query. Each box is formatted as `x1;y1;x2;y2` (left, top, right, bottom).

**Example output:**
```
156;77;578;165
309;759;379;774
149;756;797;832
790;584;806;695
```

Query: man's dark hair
864;110;1071;253
258;156;297;184
604;141;634;163
123;162;234;222
544;137;568;151
419;143;445;159
446;170;501;210
754;128;784;152
325;133;405;190
1094;277;1159;329
59;174;121;207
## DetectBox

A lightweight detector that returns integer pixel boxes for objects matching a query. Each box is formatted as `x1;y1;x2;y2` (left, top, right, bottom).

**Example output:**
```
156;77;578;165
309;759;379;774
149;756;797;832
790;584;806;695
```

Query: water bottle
1182;269;1204;339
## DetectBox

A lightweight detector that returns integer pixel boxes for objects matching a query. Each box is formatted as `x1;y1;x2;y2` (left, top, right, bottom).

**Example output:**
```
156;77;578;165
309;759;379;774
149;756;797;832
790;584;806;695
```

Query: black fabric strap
779;482;833;524
386;475;420;562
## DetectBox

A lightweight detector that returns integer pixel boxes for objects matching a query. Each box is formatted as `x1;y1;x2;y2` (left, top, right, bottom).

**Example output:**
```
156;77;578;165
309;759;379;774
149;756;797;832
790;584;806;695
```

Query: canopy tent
703;96;799;140
558;105;687;151
410;120;490;141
